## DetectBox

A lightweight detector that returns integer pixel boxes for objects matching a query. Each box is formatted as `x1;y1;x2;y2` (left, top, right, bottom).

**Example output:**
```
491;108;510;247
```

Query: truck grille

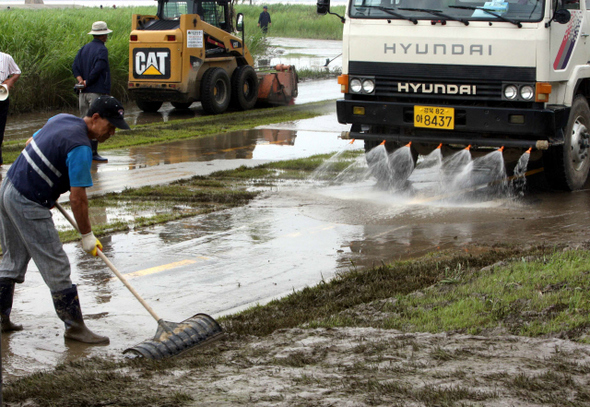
376;77;501;101
349;61;536;103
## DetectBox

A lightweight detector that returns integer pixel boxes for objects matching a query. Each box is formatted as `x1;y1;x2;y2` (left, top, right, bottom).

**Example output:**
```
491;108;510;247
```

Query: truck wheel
171;102;192;110
136;99;163;113
231;65;259;111
543;95;590;190
201;68;231;115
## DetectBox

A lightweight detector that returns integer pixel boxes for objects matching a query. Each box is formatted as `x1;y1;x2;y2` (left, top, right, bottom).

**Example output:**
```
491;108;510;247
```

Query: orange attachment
380;140;386;145
257;65;298;106
405;141;412;147
349;139;355;144
498;146;504;152
526;147;532;154
465;145;472;150
437;143;443;149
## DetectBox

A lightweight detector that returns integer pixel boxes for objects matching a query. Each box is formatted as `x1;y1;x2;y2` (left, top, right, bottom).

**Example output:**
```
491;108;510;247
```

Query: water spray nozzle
349;139;355;144
380;140;386;145
526;147;532;154
405;141;412;147
465;145;472;150
437;143;443;149
498;146;504;152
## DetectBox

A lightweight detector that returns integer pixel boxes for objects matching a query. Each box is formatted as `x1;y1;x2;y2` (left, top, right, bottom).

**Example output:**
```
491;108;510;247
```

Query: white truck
318;0;590;190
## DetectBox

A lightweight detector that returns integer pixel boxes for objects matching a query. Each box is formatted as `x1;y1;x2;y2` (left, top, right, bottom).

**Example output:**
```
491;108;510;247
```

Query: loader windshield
349;0;545;23
158;0;229;30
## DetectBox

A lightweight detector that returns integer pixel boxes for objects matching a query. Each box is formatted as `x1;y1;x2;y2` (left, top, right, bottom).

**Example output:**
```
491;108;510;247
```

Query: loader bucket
123;313;224;360
257;64;298;106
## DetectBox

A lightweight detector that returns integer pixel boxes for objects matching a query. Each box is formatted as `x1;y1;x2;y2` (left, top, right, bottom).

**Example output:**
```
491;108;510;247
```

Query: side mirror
554;8;571;24
317;0;330;15
236;13;244;31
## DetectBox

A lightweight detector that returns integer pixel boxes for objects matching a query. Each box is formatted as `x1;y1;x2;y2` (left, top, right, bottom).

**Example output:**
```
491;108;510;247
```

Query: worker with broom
0;95;129;344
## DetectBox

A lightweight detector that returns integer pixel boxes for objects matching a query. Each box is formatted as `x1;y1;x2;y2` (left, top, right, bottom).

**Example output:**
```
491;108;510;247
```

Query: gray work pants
0;179;72;292
78;92;103;117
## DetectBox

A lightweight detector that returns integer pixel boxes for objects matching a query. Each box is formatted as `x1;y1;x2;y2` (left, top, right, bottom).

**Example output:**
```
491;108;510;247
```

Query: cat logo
133;48;171;79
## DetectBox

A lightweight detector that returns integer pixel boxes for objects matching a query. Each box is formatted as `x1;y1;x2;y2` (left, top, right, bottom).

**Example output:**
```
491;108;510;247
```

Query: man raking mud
0;96;129;344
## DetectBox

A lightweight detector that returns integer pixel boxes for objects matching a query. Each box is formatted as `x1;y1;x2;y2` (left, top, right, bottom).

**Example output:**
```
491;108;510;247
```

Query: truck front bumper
337;99;569;149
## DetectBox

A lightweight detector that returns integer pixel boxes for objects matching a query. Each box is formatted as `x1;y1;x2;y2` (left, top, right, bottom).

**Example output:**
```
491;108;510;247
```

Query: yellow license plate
414;106;455;130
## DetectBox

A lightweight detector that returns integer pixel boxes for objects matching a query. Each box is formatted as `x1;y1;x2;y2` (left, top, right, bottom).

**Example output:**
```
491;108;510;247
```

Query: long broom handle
55;202;166;327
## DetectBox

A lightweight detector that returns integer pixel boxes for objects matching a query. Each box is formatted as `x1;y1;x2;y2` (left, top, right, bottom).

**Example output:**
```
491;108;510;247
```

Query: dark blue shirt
72;38;111;94
258;11;271;28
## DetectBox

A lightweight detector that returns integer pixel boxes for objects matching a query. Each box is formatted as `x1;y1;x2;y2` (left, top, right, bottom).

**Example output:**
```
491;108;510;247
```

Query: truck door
550;0;583;80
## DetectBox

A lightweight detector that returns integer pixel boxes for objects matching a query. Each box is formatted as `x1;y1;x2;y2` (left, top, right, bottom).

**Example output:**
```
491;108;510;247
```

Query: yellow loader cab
128;0;259;114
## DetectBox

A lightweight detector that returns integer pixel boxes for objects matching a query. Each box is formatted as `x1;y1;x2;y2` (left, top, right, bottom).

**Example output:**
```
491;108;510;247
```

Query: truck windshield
349;0;545;23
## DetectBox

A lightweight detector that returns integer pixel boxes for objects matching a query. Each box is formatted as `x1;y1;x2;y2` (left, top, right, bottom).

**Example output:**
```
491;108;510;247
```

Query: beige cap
88;21;113;35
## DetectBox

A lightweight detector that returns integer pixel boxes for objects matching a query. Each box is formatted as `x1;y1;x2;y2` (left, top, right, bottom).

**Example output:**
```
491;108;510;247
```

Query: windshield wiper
398;7;469;26
375;6;418;24
449;5;522;28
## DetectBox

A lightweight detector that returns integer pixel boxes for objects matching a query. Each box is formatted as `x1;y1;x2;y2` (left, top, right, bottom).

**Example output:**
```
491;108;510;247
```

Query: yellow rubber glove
81;232;103;256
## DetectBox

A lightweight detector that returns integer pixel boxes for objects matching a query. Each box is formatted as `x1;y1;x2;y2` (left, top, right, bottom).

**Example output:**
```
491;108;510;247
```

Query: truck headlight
520;85;534;101
504;85;518;100
362;79;375;94
350;78;362;93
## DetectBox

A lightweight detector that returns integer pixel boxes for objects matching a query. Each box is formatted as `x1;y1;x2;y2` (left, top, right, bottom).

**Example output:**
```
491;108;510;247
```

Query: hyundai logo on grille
398;83;477;95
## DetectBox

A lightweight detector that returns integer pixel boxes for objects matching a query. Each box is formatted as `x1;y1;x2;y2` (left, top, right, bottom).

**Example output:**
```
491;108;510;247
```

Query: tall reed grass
235;4;345;40
0;4;343;113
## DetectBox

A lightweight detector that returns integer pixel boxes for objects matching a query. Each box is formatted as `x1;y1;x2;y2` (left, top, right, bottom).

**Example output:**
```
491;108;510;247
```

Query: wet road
3;40;590;379
6;103;590;378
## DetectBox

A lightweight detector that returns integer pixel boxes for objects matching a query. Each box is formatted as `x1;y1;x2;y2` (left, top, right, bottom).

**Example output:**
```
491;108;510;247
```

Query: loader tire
543;95;590;190
201;68;231;115
136;99;163;113
231;65;258;111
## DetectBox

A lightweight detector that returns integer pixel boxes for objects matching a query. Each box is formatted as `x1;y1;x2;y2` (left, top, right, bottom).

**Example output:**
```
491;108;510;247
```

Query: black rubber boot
52;285;109;345
91;140;108;162
0;278;23;332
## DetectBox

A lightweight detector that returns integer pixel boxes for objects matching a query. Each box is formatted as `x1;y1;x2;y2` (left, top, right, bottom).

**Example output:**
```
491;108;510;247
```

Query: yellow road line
115;258;208;280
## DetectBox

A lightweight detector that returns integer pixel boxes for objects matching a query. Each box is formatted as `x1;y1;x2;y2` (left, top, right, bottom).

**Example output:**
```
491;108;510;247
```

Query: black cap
87;96;130;130
263;5;267;8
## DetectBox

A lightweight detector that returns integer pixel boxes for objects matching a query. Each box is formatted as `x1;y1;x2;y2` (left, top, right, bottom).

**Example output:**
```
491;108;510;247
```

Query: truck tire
543;95;590;190
201;68;231;115
231;65;259;111
136;99;163;113
171;102;192;110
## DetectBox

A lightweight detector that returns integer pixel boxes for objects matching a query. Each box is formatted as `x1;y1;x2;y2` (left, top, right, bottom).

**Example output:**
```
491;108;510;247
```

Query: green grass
235;4;345;40
0;5;342;113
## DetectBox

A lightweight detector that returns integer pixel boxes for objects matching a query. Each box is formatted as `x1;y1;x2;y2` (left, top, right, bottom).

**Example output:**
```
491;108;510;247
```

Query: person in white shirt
0;52;21;166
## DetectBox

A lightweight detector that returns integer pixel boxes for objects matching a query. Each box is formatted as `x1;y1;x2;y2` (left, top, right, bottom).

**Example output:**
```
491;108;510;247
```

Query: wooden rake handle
55;202;165;326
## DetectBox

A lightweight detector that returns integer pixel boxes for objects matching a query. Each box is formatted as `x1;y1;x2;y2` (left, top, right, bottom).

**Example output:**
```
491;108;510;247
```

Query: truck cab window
563;0;580;9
